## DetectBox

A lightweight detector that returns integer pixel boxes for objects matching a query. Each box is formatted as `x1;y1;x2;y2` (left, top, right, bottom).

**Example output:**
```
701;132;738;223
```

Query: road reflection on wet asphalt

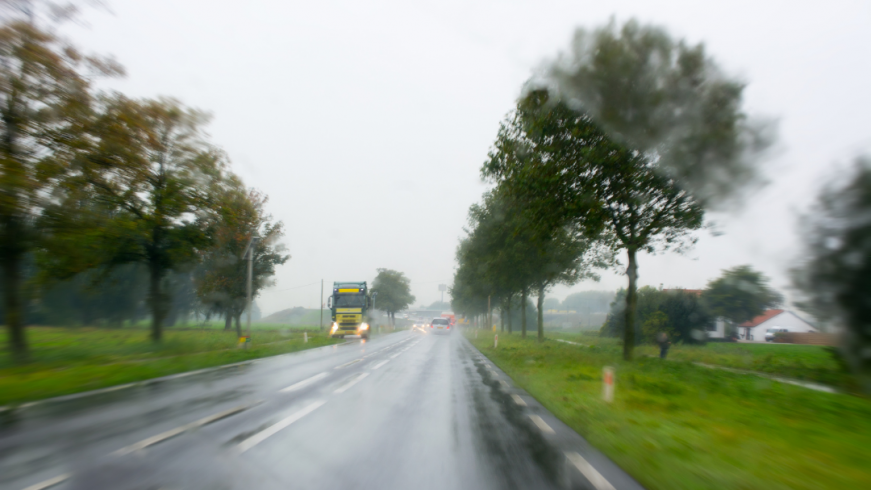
1;331;575;490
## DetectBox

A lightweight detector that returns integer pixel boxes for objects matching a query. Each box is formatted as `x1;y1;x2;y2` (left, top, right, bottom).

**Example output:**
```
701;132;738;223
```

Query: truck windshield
335;294;366;307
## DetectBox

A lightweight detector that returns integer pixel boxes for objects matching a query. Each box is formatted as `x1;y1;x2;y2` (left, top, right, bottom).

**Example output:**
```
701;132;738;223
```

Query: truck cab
328;282;372;339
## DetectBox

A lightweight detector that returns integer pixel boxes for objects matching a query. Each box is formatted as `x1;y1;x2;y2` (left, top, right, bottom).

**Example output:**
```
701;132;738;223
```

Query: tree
195;187;288;336
371;268;414;326
792;157;871;392
702;265;782;325
483;89;704;358
0;21;119;360
602;287;711;344
74;96;230;342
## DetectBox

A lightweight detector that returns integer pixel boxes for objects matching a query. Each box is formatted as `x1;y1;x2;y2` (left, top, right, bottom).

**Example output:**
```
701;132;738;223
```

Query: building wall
745;312;817;341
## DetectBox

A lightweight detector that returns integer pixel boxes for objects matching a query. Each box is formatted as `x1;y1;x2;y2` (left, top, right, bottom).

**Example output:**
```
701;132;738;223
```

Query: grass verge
469;331;871;490
548;332;853;389
0;326;341;406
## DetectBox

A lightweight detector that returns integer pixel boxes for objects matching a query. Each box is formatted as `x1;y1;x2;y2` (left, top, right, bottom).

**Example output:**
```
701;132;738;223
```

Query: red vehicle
441;312;456;326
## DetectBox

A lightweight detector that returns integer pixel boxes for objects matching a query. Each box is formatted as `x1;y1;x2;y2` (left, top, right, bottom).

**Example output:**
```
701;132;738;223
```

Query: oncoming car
430;317;451;334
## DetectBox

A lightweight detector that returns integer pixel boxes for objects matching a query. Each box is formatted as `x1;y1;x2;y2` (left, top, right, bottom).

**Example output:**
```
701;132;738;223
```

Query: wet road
0;331;643;490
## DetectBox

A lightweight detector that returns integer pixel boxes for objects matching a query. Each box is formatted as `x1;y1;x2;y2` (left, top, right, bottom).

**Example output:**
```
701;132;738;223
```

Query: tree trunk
148;258;166;342
500;302;505;332
507;295;513;333
537;286;545;343
235;314;242;337
623;248;639;360
521;289;528;338
224;311;232;331
2;249;27;362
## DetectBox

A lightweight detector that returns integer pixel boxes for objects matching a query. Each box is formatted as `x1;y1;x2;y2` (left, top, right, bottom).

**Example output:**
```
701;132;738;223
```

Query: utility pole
244;236;257;347
319;279;324;331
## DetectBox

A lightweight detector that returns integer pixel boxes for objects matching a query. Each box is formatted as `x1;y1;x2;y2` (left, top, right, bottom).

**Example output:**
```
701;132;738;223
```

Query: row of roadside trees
0;20;287;361
451;19;774;360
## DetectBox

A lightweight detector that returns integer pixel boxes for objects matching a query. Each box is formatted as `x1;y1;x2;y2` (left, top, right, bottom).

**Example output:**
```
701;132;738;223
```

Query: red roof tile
740;309;784;327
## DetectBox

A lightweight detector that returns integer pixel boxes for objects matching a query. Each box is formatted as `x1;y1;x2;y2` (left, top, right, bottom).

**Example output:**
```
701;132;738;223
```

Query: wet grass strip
0;327;341;406
467;331;871;490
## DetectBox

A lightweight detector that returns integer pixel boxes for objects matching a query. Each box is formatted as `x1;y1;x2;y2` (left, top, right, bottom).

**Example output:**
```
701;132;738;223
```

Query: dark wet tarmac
0;331;642;490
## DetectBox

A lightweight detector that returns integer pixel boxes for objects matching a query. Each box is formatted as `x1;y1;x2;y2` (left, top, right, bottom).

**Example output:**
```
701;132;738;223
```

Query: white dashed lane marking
565;452;616;490
529;415;555;434
280;373;328;393
334;372;370;394
511;394;527;406
372;360;390;370
237;400;326;453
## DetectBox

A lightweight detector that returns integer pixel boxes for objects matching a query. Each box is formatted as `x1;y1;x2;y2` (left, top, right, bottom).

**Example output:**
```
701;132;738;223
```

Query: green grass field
0;326;341;406
469;331;871;490
548;332;853;389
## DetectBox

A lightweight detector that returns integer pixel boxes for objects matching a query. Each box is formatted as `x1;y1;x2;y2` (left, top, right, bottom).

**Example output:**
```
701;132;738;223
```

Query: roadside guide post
494;334;498;348
319;279;324;331
304;331;308;343
603;366;615;403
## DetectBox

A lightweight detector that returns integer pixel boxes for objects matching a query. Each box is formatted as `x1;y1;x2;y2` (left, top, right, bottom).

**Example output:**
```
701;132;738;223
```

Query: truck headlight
360;323;369;330
331;323;338;333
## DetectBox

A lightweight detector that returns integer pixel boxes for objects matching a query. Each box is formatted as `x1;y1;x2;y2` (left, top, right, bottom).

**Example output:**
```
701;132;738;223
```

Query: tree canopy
702;265;782;325
371;268;415;325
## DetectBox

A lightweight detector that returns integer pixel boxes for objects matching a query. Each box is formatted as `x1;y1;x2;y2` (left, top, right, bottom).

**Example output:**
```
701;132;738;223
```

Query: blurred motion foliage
792;156;871;393
0;20;286;361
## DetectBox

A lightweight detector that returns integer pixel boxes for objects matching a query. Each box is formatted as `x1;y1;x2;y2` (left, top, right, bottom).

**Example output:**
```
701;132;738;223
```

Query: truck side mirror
327;297;332;308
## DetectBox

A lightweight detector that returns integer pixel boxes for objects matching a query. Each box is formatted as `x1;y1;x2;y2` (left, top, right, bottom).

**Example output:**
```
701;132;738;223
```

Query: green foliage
549;19;774;208
603;287;712;344
702;265;782;324
792;156;871;392
194;187;288;334
371;268;415;324
0;21;121;359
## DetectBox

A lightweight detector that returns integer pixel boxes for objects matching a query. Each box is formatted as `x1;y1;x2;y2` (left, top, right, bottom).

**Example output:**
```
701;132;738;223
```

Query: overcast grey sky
62;0;870;315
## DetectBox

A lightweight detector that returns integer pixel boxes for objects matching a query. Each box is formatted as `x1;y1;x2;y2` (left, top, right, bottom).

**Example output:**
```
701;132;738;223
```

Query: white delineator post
494;334;498;348
304;331;308;343
603;366;615;403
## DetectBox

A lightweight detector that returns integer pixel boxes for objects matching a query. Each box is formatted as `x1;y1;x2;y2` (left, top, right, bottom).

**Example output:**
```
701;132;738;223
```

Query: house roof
740;309;784;327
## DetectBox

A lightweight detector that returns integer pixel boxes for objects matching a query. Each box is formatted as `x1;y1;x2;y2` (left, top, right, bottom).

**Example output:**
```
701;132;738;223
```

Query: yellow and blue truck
327;281;372;339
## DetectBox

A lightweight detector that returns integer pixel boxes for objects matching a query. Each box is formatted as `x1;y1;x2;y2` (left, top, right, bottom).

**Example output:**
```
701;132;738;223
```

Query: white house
738;309;817;341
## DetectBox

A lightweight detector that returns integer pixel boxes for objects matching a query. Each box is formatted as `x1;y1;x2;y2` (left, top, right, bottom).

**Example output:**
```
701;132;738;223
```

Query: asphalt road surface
0;331;644;490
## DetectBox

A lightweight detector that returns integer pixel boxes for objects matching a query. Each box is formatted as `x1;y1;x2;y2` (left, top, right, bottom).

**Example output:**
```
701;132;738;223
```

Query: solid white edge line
372;360;390;370
237;400;326;453
113;402;258;456
21;473;70;490
334;372;370;394
511;394;527;406
565;452;617;490
279;372;328;393
529;415;555;434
